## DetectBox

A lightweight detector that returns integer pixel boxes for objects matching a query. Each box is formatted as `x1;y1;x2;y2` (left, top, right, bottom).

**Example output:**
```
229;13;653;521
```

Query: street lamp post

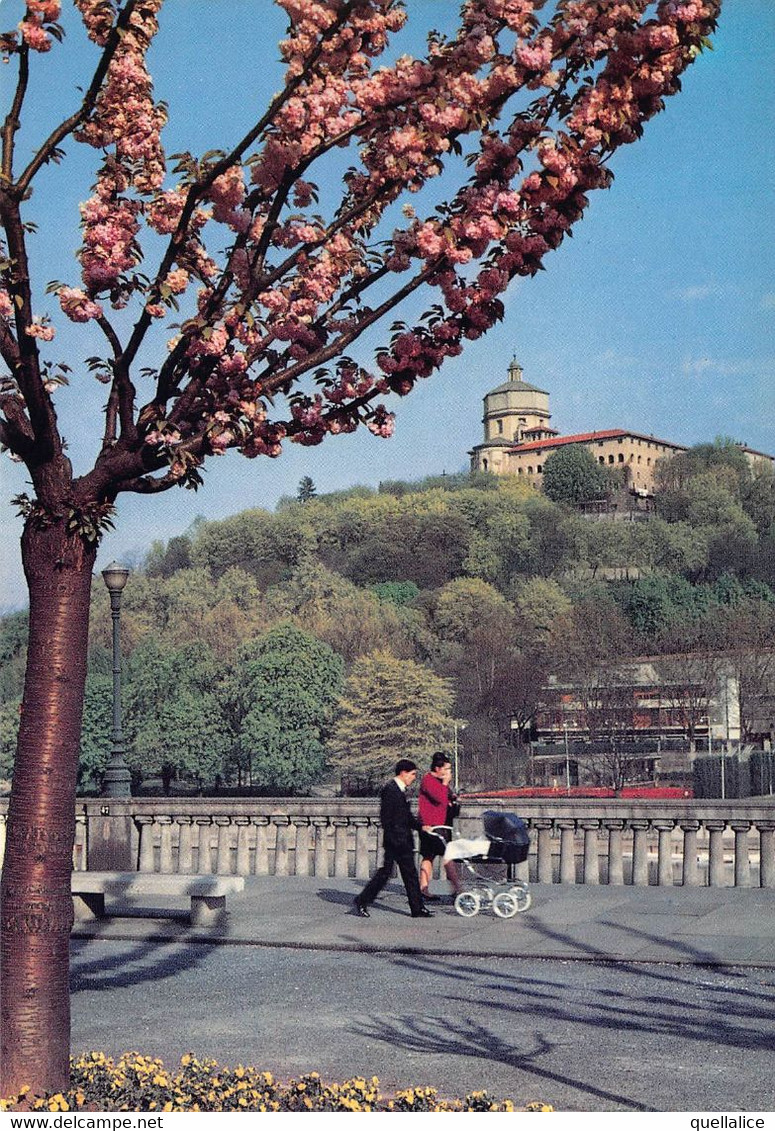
101;561;131;798
453;720;467;792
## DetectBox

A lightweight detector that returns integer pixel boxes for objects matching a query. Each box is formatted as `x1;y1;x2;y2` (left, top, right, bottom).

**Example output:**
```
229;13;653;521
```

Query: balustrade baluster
654;820;675;886
215;820;233;874
294;820;311;876
580;820;600;885
557;820;576;884
274;819;290;876
73;816;88;871
731;822;752;888
679;821;701;887
603;820;625;885
195;819;215;873
533;820;554;884
137;817;156;872
757;823;775;889
176;819;193;874
333;820;349;878
235;818;251;876
254;819;270;875
312;819;329;877
158;817;174;873
706;821;727;887
630;820;650;886
353;819;371;880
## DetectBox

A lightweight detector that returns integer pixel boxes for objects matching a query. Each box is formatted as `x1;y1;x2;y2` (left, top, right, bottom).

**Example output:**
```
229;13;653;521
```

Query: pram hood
481;811;530;865
482;810;529;845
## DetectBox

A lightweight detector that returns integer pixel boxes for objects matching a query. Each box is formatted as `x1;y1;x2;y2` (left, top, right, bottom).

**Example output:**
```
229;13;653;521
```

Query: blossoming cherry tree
0;0;720;1098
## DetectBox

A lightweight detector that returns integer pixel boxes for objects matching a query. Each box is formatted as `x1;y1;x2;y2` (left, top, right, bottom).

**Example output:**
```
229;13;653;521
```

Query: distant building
528;656;746;789
469;358;774;495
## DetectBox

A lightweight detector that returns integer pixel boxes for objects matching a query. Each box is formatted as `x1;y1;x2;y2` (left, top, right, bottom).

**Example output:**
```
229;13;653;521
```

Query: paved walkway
71;876;775;967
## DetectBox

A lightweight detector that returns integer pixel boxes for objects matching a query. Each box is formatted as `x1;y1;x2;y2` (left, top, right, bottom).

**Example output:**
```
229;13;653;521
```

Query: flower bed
1;1052;553;1113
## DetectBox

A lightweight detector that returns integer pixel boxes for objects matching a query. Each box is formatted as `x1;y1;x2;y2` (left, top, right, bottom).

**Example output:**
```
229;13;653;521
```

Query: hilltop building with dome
468;358;773;495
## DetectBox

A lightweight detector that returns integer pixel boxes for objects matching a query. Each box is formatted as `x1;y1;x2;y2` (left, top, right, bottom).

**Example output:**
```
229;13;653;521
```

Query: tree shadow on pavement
385;948;775;1054
69;938;210;992
351;1011;656;1111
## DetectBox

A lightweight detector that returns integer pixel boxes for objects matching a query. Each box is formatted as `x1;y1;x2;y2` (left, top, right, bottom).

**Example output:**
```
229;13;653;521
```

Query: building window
608;454;615;464
527;466;533;474
618;453;625;463
483;458;488;470
517;466;523;475
497;419;503;434
537;464;542;473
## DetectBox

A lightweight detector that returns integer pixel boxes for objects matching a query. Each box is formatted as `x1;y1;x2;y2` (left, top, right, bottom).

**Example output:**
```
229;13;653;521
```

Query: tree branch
14;1;141;199
1;41;29;185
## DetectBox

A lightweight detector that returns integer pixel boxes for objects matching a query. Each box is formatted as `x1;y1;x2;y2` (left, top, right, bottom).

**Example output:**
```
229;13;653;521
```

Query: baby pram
441;810;532;918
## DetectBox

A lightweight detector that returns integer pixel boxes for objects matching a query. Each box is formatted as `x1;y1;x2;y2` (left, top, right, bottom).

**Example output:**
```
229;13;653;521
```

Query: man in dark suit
353;759;432;918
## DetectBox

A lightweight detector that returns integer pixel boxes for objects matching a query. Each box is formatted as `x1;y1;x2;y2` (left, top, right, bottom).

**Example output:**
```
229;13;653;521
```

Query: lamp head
101;561;130;593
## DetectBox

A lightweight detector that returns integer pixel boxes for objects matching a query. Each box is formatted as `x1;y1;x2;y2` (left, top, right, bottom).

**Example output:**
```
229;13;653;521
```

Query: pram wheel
509;885;532;913
492;891;519;918
454;891;481;917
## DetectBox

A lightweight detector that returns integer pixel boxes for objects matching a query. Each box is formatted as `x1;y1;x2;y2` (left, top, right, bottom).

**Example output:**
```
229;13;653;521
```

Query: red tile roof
508;429;687;454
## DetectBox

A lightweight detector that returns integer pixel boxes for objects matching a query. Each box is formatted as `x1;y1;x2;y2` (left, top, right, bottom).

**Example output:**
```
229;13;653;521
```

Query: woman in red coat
418;752;460;899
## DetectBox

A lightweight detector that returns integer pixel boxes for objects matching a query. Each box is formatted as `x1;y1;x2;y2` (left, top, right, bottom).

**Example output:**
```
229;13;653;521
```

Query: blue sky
1;0;773;610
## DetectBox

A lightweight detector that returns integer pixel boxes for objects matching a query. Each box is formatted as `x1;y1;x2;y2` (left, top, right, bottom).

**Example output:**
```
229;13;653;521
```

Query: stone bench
71;871;245;926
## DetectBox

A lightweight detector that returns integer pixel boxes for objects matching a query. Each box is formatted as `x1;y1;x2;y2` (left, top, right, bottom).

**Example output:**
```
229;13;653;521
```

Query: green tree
0;699;21;785
330;651;453;785
76;674;114;793
297;476;317;504
742;466;775;536
265;559;420;663
123;640;230;792
143;534;193;579
0;610;27;703
542;445;616;505
513;577;573;646
226;623;344;794
431;579;529;778
522;496;581;577
371;580;420;607
655;437;752;493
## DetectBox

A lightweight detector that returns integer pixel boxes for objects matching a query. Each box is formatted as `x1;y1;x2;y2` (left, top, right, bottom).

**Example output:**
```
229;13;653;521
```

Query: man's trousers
358;844;423;915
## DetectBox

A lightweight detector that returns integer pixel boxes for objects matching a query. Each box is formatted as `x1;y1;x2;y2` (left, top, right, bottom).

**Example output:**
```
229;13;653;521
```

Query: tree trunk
1;519;96;1097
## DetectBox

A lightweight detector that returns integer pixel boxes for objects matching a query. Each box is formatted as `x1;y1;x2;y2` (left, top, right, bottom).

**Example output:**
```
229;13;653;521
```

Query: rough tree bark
1;519;95;1095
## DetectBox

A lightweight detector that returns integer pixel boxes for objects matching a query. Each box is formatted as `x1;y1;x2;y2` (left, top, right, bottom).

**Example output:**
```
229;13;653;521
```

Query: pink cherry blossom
19;18;52;52
58;287;103;323
25;321;55;341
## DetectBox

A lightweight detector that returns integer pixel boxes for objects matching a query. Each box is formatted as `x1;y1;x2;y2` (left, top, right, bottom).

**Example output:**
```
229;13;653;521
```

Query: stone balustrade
0;797;773;888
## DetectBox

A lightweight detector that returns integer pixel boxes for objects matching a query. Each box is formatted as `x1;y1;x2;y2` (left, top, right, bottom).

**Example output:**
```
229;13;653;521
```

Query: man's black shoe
353;900;370;918
411;907;433;918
